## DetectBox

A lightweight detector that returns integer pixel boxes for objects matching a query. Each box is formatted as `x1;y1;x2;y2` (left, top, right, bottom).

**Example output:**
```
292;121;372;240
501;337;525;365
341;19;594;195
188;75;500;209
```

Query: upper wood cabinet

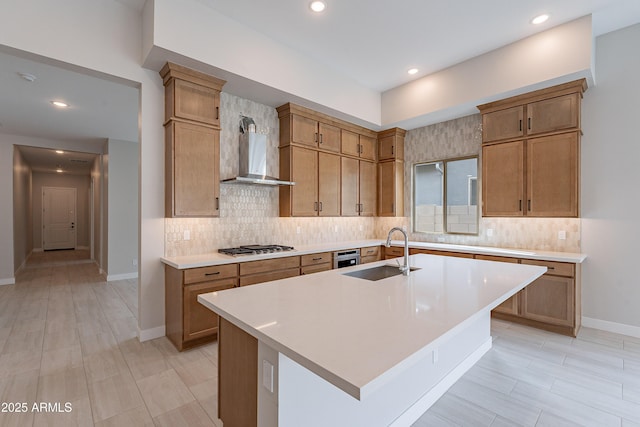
342;130;377;161
278;103;394;218
378;160;404;217
341;157;376;216
482;105;524;143
289;115;340;152
161;62;226;218
478;79;586;218
165;121;220;217
378;128;405;161
279;146;340;216
160;62;225;127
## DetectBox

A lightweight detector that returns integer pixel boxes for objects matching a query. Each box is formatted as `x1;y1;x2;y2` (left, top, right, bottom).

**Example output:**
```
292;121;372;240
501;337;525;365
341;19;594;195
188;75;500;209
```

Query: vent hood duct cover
222;133;295;186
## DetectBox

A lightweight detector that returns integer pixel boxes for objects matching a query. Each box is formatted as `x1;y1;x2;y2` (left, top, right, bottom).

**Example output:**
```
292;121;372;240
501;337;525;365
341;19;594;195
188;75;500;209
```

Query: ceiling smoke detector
18;72;37;82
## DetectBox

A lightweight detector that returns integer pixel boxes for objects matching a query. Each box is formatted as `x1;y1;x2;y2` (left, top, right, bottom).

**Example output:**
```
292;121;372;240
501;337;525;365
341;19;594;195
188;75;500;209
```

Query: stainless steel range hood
221;132;295;186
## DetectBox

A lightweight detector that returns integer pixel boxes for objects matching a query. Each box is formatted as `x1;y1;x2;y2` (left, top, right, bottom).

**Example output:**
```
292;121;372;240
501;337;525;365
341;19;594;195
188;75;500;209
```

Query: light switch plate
262;360;274;393
558;230;566;240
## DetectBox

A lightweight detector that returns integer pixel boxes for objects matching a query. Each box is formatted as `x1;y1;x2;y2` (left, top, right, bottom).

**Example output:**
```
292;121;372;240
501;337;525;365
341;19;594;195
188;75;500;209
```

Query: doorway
42;186;77;250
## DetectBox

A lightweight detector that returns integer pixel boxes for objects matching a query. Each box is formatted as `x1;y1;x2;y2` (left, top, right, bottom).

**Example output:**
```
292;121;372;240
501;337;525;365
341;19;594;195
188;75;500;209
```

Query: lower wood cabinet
360;246;381;264
483;256;580;337
301;252;332;274
239;256;300;286
409;248;474;258
384;245;404;260
165;263;238;351
475;255;520;315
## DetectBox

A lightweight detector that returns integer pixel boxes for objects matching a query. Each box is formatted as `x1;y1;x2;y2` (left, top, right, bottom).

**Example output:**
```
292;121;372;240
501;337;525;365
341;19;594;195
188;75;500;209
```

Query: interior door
43;187;77;250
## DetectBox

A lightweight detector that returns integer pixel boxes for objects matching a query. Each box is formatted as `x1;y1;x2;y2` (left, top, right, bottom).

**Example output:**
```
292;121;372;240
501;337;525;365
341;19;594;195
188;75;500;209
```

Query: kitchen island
198;253;546;427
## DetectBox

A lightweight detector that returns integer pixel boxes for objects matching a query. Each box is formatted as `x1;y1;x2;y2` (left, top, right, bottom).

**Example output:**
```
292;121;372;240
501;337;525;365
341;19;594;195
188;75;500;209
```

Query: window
413;156;478;235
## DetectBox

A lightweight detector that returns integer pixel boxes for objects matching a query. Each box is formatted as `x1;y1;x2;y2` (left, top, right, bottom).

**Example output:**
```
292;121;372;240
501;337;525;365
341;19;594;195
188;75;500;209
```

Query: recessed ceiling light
51;101;69;108
408;68;419;75
310;1;326;12
531;14;549;25
55;150;65;154
56;169;63;173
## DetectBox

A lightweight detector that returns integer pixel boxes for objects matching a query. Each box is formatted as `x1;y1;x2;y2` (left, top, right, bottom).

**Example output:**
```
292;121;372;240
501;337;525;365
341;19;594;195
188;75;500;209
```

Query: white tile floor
1;250;639;426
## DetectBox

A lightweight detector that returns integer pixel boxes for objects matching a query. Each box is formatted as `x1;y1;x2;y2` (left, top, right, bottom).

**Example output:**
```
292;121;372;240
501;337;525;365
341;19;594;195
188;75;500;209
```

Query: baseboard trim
33;248;43;252
582;316;640;339
139;325;165;342
0;277;16;286
390;337;493;427
77;245;89;250
107;272;138;281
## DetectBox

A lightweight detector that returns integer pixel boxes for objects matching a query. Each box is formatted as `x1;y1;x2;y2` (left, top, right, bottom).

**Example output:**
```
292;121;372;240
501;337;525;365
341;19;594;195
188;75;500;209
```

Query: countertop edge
162;239;586;269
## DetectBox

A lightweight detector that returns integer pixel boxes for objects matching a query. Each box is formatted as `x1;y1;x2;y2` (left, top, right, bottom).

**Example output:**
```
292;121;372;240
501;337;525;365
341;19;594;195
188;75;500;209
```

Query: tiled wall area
401;114;581;252
165;94;581;257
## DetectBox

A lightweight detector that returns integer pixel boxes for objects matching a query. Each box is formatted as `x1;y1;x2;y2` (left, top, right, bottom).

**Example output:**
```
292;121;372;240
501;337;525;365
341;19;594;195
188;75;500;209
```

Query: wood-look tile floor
1;250;639;426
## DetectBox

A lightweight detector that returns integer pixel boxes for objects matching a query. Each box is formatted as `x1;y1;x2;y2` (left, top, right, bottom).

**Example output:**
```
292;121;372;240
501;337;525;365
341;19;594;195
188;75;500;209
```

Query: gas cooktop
218;244;295;256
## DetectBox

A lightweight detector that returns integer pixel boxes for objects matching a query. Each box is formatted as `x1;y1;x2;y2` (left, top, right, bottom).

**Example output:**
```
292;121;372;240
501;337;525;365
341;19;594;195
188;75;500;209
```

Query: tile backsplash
165;94;581;258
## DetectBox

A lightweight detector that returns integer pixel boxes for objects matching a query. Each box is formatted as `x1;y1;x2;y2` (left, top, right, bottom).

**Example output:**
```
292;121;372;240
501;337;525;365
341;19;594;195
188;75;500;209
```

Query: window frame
412;155;479;236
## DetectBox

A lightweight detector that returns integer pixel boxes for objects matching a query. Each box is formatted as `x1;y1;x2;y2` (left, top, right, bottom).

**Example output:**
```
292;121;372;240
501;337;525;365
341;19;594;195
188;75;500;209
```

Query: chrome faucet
385;227;410;275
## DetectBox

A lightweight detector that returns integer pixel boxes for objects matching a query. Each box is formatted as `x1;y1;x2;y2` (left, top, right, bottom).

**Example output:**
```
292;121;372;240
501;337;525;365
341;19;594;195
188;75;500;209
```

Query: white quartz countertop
198;254;547;400
162;239;586;269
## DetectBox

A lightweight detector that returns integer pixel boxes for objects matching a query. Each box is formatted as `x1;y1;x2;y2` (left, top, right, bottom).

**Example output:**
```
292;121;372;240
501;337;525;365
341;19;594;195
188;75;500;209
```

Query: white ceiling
17;145;97;176
1;0;640;173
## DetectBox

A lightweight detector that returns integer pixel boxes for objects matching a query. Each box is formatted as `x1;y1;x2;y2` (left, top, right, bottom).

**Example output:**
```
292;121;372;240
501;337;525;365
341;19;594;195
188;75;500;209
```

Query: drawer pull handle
312;257;322;261
547;266;555;270
205;272;221;276
519;119;522;132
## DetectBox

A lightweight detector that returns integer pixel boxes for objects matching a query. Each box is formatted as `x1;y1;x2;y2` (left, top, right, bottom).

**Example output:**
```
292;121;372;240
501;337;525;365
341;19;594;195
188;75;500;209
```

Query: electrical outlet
183;230;190;240
437;237;445;243
334;225;338;232
558;230;566;240
359;224;363;231
486;228;493;237
132;259;138;266
296;226;301;234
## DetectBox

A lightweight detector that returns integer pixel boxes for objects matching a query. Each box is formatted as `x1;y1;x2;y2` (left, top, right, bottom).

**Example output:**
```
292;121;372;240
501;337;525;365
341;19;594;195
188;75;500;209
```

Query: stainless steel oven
333;249;360;269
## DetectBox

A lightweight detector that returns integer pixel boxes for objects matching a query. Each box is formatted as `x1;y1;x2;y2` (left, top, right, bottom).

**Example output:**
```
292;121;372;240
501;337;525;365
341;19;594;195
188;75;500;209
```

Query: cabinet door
378;134;400;160
341;129;360;157
527;132;578;217
170;79;220;127
384;246;404;259
520;275;575;327
359;161;377;216
359;135;377;161
292;115;319;147
318;122;341;152
318;152;341;216
475;255;520;315
378;160;403;216
482;141;524;216
527;94;579;136
170;122;220;217
291;147;318;216
341;157;359;216
183;278;236;342
482;106;524;143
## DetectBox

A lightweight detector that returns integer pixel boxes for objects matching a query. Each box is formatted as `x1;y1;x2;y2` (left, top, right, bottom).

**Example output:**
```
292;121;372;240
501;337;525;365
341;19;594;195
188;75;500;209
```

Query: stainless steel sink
343;265;421;281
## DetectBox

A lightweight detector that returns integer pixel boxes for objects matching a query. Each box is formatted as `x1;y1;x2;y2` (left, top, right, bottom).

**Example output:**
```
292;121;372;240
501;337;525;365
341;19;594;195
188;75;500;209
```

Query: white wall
0;0;165;340
106;139;139;279
12;147;32;274
382;16;594;130
581;23;640;331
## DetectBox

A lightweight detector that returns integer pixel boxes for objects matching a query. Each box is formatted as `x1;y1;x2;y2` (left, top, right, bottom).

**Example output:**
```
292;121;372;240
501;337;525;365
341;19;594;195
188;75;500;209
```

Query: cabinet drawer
360;246;380;258
240;268;300;287
301;263;332;275
184;264;238;285
385;246;404;258
474;255;519;263
301;252;332;266
521;259;574;277
240;256;300;276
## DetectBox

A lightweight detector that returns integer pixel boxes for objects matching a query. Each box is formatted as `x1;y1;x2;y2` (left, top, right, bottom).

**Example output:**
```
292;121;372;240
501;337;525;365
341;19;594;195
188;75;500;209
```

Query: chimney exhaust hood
221;132;295;186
